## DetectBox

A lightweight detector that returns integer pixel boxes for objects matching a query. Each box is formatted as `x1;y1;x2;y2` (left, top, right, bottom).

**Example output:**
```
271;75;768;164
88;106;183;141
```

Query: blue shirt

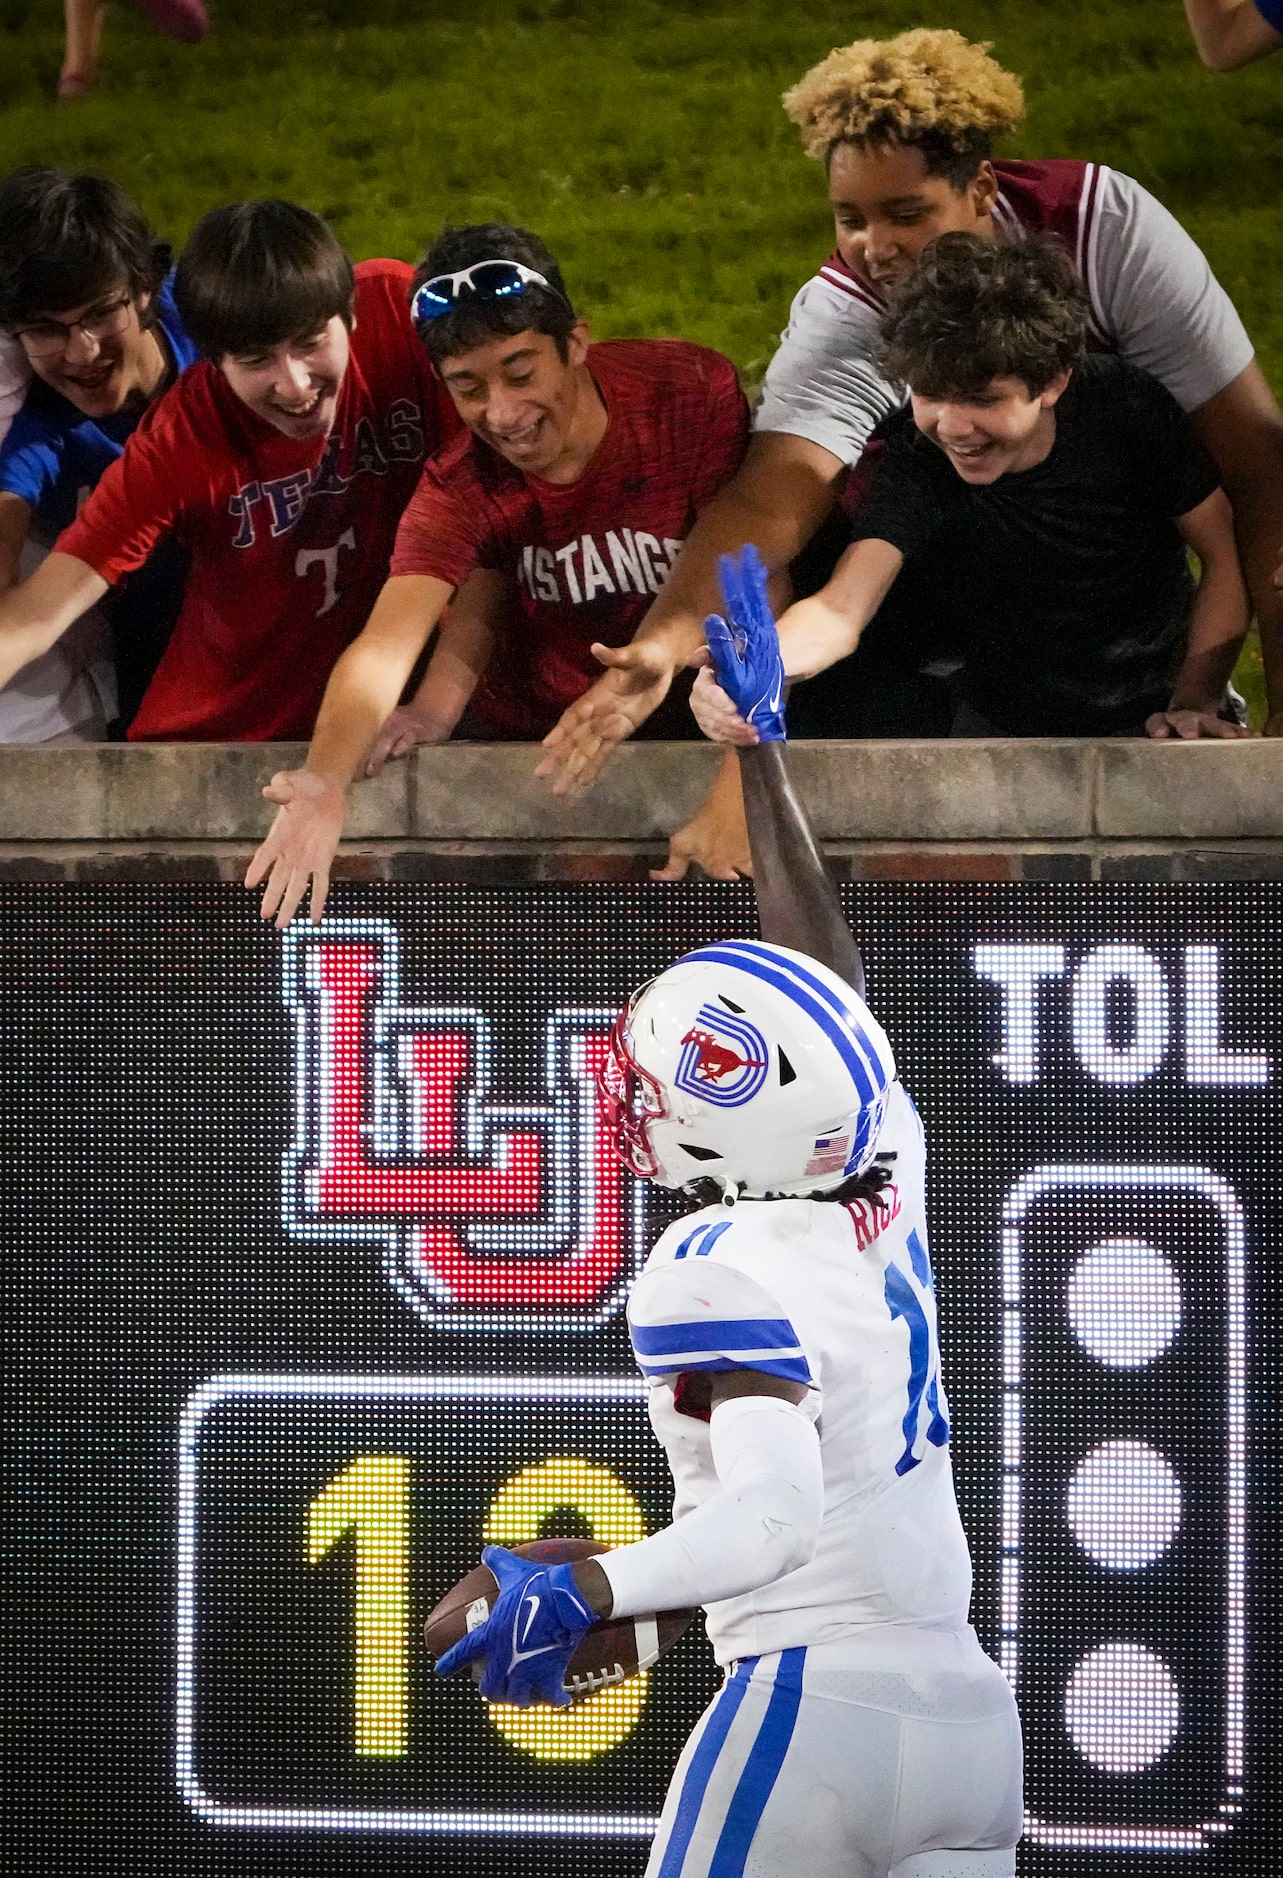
1255;0;1283;29
0;273;199;536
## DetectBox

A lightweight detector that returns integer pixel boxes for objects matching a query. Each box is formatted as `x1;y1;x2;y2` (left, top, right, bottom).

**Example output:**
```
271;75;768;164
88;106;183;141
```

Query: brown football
423;1537;696;1703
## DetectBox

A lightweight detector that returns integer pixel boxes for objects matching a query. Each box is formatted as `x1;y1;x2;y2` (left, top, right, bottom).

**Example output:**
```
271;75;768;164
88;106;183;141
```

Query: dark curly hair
879;230;1087;400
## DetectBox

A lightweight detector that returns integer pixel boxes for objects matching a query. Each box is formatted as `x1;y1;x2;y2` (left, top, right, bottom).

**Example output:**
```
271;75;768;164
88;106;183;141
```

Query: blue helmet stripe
681;944;884;1109
692;940;890;1093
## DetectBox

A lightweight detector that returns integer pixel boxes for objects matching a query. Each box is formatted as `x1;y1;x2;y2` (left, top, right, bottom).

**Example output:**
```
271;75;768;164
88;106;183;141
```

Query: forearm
306;638;422;786
304;575;451;786
405;645;482;742
777;592;866;679
0;493;31;593
405;600;496;741
777;538;904;678
1168;559;1250;711
0;550;107;687
638;436;843;654
591;1395;823;1618
739;742;864;996
1189;367;1283;712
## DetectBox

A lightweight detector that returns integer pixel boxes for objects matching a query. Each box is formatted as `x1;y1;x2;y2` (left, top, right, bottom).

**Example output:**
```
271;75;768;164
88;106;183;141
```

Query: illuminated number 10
306;1455;410;1756
305;1451;653;1764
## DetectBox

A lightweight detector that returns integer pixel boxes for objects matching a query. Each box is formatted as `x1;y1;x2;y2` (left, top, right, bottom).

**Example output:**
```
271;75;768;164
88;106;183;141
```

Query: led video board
1;881;1275;1878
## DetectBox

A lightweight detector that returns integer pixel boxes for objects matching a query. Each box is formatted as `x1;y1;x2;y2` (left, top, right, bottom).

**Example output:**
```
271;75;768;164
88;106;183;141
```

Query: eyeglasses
13;294;134;359
410;261;568;325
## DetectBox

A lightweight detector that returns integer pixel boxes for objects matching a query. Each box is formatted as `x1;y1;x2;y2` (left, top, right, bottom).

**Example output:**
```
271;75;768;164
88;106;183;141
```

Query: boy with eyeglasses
246;223;749;928
0;167;200;741
0;198;461;742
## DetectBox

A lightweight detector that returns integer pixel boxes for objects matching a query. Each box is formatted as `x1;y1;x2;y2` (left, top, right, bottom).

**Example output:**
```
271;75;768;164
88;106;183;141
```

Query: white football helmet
599;939;896;1199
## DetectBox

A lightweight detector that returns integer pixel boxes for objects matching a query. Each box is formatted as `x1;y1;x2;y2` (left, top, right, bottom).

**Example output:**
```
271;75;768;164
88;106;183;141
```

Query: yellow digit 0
481;1456;651;1762
307;1454;410;1757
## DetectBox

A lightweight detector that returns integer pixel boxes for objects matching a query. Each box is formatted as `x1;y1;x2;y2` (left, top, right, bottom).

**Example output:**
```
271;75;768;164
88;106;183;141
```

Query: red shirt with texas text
57;260;460;740
389;338;749;737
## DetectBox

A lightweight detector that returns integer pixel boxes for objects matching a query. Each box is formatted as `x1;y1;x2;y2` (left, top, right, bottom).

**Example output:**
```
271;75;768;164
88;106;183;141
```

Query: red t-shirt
57;260;460;740
389;338;749;737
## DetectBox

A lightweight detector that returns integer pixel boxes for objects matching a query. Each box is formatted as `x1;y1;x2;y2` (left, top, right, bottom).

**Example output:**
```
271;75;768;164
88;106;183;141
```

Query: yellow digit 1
307;1455;410;1756
481;1457;650;1763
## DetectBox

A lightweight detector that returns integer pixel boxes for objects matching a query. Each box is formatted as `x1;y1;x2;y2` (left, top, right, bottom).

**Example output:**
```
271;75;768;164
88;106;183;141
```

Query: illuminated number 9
482;1457;651;1761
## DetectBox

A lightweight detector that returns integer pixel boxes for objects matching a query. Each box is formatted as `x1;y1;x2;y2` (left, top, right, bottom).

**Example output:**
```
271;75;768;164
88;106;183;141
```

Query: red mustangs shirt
57;260;460;741
389;339;749;737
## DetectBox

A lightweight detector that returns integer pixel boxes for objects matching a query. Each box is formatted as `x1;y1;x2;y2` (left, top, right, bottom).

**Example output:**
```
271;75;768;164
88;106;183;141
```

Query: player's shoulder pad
628;1226;812;1388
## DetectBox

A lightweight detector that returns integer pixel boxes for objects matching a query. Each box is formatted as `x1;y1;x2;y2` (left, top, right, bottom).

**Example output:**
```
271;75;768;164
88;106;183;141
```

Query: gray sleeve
753;276;904;466
1087;168;1255;413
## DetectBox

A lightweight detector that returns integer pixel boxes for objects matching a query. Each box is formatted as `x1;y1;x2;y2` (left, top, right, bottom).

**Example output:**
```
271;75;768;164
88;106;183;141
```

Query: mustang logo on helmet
676;1005;770;1106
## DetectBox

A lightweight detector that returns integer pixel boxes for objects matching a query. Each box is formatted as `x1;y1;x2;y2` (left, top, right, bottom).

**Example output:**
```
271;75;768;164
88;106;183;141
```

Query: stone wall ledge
1;738;1281;844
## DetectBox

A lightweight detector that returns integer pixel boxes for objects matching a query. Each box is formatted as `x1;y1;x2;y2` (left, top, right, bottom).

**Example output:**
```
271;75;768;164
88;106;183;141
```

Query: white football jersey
626;1079;974;1665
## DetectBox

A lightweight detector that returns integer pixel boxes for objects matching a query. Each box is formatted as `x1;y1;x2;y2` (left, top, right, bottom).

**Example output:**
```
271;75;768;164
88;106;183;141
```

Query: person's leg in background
58;0;210;102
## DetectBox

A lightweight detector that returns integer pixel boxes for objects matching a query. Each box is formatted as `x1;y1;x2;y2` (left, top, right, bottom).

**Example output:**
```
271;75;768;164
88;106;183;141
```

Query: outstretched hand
244;769;347;928
702;545;786;742
434;1545;598;1708
535;638;678;795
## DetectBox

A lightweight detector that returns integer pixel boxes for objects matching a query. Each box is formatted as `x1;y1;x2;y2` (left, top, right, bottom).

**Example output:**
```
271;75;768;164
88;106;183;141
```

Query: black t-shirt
848;355;1221;734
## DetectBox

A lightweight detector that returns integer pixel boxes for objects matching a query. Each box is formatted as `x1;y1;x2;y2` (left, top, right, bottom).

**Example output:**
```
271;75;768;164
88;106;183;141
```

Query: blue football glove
703;543;787;742
434;1545;598;1708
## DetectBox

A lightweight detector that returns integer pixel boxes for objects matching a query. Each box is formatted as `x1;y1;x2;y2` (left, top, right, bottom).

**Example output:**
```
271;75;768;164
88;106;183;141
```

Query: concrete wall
3;739;1283;880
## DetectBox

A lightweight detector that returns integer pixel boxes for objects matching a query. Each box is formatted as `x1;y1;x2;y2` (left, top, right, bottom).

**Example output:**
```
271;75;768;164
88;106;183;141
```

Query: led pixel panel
1;879;1277;1878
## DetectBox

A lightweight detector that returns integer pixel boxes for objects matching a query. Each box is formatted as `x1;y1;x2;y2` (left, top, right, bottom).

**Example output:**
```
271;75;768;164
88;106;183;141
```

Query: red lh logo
282;919;641;1330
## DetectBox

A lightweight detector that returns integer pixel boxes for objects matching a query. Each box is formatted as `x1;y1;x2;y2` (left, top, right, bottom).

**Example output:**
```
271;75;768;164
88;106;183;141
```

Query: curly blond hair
783;28;1025;166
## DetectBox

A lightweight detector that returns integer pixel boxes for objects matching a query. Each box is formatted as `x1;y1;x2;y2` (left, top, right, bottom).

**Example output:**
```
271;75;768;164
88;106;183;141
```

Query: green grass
2;0;1281;381
1;0;1278;717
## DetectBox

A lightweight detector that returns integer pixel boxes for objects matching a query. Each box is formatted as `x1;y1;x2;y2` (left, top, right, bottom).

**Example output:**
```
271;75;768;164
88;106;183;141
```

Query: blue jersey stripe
633;1317;802;1358
707;1647;807;1878
683;945;882;1108
637;1352;813;1385
655;1659;757;1878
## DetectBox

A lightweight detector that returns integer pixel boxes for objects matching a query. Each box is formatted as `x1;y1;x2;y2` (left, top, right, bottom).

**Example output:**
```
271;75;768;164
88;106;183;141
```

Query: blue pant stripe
656;1659;759;1878
706;1647;807;1878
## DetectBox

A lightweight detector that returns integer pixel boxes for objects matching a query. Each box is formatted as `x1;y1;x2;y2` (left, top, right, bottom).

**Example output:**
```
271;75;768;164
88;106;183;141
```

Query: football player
438;545;1023;1878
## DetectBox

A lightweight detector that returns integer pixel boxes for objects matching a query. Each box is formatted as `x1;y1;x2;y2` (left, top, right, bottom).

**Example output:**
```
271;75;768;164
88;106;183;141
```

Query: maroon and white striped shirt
756;159;1253;465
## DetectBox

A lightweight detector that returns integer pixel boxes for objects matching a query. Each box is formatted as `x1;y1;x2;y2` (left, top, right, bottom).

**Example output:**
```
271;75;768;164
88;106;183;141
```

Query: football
423;1537;696;1702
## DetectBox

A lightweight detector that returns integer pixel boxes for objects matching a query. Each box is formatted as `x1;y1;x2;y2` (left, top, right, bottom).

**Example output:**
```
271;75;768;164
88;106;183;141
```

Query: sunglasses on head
411;260;569;325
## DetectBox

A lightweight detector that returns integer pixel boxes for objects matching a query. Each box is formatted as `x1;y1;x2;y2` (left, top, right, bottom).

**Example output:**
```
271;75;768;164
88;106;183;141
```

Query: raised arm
1181;0;1283;68
535;431;844;794
705;546;865;999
